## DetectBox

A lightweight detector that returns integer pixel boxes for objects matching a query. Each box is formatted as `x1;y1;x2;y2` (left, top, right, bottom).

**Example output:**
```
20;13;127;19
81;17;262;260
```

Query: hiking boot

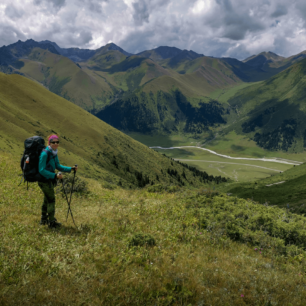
40;215;49;225
48;219;62;229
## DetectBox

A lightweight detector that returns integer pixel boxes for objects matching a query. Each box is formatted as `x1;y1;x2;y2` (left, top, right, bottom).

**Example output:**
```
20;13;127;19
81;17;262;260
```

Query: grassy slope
19;48;114;111
0;72;210;188
227;59;306;114
1;153;306;305
219;58;306;152
142;57;244;102
222;161;306;213
86;50;127;69
84;56;173;93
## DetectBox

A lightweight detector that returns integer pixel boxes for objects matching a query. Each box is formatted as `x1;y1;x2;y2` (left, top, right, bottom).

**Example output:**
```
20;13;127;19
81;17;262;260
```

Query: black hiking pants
38;181;56;222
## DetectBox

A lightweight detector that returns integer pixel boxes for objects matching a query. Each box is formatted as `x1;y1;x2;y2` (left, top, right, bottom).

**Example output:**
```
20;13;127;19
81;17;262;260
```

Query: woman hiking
38;134;77;228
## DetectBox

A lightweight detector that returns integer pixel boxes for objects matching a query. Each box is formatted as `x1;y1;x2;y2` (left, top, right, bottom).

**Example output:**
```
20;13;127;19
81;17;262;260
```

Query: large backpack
20;136;54;187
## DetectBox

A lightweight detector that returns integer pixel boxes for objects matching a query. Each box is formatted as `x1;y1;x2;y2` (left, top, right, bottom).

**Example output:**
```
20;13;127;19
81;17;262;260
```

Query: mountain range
2;39;306;152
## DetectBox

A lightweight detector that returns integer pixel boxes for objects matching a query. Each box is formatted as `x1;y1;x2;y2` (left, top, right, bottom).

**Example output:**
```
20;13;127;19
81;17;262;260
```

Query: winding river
150;146;303;166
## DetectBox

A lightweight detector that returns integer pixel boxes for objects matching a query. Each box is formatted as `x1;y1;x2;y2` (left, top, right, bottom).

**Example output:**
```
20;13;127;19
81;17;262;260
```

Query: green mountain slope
222;58;306;152
243;51;285;68
85;55;173;92
96;90;226;134
94;56;248;135
0;72;224;188
17;48;115;111
242;50;306;78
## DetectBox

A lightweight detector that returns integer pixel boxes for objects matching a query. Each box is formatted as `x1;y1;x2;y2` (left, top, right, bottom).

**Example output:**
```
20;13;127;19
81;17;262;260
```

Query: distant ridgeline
96;90;226;134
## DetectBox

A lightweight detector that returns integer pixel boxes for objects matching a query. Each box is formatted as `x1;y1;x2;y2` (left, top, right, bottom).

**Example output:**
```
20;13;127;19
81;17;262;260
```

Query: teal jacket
39;147;71;180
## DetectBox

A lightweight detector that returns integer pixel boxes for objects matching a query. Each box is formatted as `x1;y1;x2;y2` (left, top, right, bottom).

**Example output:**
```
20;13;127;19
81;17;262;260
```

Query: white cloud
0;0;306;59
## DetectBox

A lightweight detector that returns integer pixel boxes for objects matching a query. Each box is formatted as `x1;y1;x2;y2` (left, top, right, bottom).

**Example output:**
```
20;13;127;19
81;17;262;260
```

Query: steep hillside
243;51;285;68
96;90;226;134
242;50;306;77
18;48;115;111
0;72;224;188
223;58;306;152
84;55;173;93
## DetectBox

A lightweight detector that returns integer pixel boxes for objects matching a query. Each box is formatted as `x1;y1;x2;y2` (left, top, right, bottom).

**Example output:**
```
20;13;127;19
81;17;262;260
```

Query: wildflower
199;232;202;235
241;294;244;297
254;248;257;251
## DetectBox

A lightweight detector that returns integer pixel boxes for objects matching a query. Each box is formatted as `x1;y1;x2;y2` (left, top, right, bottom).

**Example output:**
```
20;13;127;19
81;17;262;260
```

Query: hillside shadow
124;133;190;148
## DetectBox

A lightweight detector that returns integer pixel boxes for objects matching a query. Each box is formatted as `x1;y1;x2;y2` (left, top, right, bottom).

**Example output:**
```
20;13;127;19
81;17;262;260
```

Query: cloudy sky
1;0;306;59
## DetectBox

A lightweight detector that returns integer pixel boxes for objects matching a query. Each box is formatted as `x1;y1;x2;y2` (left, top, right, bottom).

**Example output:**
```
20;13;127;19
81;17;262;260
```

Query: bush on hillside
128;233;156;247
185;194;306;256
56;173;89;197
147;184;180;193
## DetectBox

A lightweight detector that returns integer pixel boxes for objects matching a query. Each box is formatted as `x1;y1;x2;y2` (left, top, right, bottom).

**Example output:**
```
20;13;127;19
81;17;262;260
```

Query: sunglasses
50;141;59;144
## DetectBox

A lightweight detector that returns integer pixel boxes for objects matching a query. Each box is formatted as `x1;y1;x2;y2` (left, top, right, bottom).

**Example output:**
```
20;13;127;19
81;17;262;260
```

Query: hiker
38;134;77;228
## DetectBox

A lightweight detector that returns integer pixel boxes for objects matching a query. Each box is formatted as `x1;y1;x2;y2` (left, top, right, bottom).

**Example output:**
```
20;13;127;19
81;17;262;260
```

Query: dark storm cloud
132;1;149;25
204;0;265;40
0;25;26;46
33;0;66;8
221;15;264;40
132;0;171;26
271;5;288;18
1;0;306;60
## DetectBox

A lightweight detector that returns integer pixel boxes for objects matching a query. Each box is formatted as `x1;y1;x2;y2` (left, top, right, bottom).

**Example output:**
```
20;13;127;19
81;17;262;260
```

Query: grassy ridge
1;153;306;305
19;48;114;111
0;72;213;188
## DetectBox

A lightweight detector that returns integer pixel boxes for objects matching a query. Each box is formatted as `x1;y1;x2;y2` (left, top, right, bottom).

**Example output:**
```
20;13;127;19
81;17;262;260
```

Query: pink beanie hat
48;134;59;144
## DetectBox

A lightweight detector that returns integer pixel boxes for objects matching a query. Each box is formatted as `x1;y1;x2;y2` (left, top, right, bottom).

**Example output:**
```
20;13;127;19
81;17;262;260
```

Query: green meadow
152;147;293;182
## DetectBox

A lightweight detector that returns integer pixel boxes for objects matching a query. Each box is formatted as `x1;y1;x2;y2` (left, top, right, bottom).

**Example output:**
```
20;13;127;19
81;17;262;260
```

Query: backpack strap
43;149;55;165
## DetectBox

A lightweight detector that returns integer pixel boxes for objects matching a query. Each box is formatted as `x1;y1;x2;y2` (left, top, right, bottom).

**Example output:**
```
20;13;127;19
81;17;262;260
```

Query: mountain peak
95;43;132;57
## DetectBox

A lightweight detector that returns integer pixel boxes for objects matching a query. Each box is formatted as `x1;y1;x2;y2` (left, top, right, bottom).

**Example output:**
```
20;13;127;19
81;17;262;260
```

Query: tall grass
1;152;306;305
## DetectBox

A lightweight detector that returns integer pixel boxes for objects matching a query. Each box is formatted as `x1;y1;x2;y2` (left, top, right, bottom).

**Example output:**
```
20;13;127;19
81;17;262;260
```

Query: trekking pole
65;165;78;227
59;172;70;207
58;171;77;228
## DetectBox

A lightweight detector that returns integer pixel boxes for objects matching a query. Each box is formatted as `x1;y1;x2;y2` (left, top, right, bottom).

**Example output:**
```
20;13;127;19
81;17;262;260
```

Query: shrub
147;184;180;193
56;173;89;197
128;233;156;247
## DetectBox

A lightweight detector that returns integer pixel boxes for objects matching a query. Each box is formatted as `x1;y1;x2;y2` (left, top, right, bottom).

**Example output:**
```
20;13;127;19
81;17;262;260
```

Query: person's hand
72;166;78;172
57;173;63;180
